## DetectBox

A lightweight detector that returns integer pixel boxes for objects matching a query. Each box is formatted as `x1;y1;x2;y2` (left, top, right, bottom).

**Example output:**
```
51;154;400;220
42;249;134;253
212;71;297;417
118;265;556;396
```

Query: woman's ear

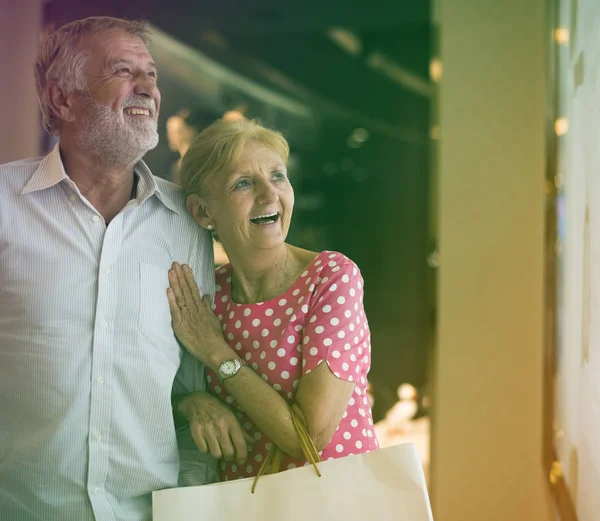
187;194;213;230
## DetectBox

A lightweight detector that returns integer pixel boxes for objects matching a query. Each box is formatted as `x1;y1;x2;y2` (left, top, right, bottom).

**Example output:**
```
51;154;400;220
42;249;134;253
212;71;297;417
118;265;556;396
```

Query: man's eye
148;71;157;79
272;172;286;181
117;68;131;75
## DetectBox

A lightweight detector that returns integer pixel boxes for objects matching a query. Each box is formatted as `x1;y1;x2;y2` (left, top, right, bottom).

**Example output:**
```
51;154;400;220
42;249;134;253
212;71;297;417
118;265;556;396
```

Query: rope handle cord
251;403;322;493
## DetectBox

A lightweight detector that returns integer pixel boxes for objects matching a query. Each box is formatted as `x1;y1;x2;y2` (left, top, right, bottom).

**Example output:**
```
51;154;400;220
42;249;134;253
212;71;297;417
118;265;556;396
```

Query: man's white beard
75;93;159;168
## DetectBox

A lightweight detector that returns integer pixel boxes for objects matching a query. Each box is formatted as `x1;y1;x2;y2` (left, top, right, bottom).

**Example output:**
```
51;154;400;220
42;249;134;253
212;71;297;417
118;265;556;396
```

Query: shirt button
97;376;105;384
69;193;76;201
92;215;100;222
104;268;111;275
93;487;100;494
93;431;102;441
101;320;108;329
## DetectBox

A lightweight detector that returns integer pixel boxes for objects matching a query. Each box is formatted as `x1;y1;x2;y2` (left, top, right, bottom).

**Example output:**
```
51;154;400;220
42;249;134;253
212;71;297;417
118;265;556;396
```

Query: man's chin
146;134;159;151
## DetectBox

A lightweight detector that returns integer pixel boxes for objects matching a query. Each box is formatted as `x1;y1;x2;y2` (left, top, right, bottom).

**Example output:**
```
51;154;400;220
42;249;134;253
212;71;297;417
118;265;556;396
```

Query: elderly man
0;16;244;521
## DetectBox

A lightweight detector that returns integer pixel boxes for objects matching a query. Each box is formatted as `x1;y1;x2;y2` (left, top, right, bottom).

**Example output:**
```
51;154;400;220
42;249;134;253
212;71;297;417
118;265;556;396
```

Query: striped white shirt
0;144;217;521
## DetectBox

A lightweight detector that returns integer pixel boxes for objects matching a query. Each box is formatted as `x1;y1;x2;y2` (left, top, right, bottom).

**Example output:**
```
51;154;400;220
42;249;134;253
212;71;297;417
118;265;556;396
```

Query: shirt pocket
138;263;178;345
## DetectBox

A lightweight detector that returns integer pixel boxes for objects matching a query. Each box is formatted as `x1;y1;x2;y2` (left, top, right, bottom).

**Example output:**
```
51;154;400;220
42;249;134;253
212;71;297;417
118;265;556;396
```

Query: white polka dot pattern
207;251;378;482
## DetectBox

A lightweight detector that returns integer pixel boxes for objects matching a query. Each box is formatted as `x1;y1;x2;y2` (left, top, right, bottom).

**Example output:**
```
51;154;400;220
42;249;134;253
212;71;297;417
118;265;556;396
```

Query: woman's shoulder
310;250;361;278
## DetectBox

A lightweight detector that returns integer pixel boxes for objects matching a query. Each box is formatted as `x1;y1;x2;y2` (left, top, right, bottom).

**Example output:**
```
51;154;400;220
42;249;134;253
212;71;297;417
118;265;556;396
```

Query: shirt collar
21;143;180;215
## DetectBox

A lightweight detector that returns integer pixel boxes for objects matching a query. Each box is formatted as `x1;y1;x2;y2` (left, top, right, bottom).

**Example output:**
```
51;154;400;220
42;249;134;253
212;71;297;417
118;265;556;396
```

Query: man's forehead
83;29;152;60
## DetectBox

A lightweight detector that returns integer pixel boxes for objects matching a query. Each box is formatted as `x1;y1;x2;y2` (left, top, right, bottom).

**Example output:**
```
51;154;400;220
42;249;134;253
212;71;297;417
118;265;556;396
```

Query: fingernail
183;265;191;272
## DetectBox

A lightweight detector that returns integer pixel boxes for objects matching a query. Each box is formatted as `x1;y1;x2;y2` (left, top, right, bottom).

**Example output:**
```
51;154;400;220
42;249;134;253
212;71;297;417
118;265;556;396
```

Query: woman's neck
228;244;306;304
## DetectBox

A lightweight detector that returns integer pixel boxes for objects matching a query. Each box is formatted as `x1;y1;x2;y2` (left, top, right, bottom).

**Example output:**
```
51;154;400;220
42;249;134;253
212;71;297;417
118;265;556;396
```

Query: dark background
44;0;434;420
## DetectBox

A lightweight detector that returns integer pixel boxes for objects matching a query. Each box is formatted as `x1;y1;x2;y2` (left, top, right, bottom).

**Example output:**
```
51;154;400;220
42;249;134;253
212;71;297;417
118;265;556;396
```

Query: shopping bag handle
251;403;322;493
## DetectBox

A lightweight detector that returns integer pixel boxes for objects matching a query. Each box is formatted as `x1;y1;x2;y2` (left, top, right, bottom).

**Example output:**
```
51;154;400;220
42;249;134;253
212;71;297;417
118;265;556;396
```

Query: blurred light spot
398;383;417;401
327;28;362;56
223;109;245;121
347;137;362;149
352;128;369;142
554;174;564;189
429;126;440;140
554;118;569;136
366;51;433;97
429;58;442;83
427;249;440;268
554;28;569;45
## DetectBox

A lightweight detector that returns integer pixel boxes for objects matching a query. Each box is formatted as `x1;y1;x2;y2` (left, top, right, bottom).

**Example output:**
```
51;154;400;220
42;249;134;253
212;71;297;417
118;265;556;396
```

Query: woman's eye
272;172;286;181
234;179;251;190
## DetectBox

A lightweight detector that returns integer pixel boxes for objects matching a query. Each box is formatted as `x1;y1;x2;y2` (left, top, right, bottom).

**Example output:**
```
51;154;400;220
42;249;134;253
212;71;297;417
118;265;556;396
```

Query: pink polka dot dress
207;251;379;480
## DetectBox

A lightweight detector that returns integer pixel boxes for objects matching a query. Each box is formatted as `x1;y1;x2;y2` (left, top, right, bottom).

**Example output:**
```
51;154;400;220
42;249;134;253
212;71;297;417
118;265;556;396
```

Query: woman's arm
207;344;355;459
168;261;361;460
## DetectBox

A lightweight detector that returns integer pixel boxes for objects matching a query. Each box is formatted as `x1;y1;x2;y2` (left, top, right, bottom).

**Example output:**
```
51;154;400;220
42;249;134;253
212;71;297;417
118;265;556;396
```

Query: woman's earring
207;224;214;230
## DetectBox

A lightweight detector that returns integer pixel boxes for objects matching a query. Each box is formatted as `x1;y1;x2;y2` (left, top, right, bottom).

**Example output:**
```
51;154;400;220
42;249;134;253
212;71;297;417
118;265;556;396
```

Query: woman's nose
255;180;278;203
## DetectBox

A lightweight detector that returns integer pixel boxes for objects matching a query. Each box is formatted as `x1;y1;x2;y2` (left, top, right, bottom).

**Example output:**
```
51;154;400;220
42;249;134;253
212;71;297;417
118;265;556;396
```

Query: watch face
221;360;237;376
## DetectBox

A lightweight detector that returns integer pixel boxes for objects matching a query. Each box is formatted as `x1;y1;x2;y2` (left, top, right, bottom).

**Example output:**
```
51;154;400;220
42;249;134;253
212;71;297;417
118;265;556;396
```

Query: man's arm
172;350;220;486
172;351;254;485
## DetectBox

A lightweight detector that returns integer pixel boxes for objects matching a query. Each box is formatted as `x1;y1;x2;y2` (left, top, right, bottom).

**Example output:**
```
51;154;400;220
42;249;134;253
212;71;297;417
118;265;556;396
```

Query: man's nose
133;73;156;99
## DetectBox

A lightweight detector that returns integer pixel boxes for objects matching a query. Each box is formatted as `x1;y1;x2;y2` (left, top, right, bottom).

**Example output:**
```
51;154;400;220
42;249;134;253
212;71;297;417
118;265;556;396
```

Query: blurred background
2;0;574;520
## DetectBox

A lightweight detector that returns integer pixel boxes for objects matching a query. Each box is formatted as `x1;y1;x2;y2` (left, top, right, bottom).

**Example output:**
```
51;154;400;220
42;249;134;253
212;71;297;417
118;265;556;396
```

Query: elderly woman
167;119;378;480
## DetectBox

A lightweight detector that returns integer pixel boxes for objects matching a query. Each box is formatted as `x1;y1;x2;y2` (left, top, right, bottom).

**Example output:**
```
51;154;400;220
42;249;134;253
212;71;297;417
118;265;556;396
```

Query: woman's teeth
250;213;279;224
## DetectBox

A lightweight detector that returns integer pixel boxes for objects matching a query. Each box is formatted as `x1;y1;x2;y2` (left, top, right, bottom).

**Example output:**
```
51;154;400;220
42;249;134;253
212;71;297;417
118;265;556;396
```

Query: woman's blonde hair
180;118;290;197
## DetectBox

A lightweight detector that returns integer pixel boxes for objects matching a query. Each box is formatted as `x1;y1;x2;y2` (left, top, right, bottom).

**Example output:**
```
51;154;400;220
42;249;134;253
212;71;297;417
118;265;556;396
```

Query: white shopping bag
153;442;434;521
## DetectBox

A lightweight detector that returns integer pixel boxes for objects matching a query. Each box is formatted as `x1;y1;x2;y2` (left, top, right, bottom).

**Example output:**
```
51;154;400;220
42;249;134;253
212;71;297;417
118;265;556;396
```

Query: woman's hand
167;262;231;366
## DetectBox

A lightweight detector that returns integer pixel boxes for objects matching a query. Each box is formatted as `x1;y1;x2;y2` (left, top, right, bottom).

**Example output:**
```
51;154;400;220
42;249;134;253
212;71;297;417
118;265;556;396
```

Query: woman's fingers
168;266;186;307
182;264;203;309
173;263;195;309
166;288;181;324
202;294;213;313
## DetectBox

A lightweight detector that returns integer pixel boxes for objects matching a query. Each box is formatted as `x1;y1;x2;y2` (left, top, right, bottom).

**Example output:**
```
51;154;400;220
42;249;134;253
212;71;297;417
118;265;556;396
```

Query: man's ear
187;194;213;230
46;82;77;124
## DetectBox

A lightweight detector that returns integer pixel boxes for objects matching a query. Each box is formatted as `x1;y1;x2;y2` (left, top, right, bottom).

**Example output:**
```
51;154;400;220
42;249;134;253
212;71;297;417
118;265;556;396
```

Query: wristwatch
216;358;247;382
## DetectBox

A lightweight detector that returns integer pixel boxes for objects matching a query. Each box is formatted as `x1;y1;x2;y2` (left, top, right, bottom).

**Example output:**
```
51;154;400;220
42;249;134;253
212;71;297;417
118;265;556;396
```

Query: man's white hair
35;16;150;136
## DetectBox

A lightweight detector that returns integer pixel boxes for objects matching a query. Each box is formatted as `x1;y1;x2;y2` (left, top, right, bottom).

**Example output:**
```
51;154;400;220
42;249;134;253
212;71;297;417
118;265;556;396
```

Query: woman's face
201;140;294;255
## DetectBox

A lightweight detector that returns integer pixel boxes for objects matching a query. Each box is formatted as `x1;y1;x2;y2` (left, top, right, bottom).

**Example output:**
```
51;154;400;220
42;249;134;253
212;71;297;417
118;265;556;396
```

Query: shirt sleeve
176;424;220;486
172;226;219;485
301;255;371;383
172;225;215;398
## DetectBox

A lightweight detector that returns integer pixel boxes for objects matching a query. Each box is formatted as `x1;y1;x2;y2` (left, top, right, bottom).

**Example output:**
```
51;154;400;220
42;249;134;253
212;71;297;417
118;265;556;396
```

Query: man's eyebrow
105;58;157;70
106;58;130;67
